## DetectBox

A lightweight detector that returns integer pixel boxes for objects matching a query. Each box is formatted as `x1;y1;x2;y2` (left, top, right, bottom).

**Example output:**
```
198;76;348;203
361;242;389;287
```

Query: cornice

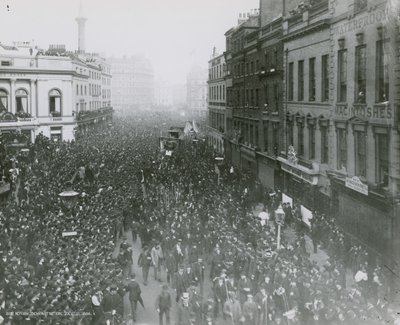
282;19;331;42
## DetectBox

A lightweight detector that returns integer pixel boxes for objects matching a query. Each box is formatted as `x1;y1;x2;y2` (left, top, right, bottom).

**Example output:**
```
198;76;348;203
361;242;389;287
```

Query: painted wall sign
335;105;392;119
345;176;368;195
332;7;389;36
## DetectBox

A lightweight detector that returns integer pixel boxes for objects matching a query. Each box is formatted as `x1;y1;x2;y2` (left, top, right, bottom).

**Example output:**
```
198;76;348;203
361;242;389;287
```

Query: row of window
337;40;389;103
227;84;280;110
209;111;224;132
287;122;388;184
228;116;388;184
288;40;389;104
288;55;329;102
209;85;226;101
0;88;62;116
209;64;226;80
89;70;101;80
76;84;104;97
102;89;111;100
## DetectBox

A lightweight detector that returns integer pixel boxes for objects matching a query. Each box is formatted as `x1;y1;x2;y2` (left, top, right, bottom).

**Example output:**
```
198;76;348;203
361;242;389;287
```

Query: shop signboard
345;176;368;195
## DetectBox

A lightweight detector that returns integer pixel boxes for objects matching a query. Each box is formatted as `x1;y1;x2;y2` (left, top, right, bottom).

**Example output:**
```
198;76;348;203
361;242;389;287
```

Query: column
293;123;298;151
10;78;15;114
35;80;39;117
328;122;337;170
30;79;36;117
304;124;310;159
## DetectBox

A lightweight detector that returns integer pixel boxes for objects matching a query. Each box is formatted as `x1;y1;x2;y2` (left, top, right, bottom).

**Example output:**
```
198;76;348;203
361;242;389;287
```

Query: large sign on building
345;176;368;195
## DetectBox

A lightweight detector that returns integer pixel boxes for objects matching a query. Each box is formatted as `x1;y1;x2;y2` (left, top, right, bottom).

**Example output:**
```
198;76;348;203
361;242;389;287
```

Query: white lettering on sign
335;105;392;119
332;8;389;36
345;176;368;195
62;231;78;237
0;73;27;78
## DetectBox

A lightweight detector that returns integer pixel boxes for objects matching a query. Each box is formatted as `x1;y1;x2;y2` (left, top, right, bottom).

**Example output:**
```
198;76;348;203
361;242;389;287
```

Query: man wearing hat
155;284;172;325
223;292;242;325
102;284;123;321
192;258;205;288
165;251;177;285
125;273;143;322
243;294;257;325
91;293;105;325
213;277;228;319
137;246;152;285
254;286;269;325
176;292;193;325
173;267;187;303
151;242;164;282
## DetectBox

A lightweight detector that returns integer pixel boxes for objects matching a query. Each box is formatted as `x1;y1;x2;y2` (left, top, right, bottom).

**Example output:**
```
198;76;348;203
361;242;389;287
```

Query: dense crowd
0;112;398;325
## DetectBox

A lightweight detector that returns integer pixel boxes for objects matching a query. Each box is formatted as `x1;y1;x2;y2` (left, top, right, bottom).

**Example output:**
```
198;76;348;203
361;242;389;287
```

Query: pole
277;223;281;251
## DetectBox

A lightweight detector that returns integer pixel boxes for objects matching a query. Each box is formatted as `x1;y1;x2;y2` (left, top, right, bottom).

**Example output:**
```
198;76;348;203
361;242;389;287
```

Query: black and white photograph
0;0;400;324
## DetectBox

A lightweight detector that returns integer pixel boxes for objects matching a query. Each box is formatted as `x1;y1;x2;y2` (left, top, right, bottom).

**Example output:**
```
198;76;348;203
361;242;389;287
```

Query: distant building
154;81;173;108
207;48;226;154
109;56;155;111
186;65;207;117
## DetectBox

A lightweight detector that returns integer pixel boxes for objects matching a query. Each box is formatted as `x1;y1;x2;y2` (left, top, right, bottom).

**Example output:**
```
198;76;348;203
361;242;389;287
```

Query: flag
192;120;199;133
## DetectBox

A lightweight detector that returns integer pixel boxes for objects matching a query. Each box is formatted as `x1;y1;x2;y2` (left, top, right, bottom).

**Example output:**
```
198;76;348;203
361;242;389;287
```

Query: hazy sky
0;0;259;83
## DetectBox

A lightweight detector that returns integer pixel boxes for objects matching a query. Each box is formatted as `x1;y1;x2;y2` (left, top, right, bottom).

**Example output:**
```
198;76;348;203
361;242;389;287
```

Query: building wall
208;53;226;154
110;56;155;111
0;43;113;142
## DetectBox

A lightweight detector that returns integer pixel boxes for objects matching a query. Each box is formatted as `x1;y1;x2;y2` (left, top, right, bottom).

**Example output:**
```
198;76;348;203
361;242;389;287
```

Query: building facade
327;0;400;262
110;56;155;111
224;12;261;178
218;0;400;266
280;0;331;211
207;49;226;154
0;43;112;142
186;65;208;118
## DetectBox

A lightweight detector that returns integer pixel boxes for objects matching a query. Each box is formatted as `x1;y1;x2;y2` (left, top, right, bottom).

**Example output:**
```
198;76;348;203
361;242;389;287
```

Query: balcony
76;107;113;123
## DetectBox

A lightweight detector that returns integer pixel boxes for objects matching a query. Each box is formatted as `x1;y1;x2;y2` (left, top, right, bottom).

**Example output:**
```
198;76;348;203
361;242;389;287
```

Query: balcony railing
76;107;113;122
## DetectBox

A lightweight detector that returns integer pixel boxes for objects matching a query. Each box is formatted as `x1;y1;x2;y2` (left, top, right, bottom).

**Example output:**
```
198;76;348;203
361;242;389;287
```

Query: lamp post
275;204;285;251
215;157;224;186
59;181;80;217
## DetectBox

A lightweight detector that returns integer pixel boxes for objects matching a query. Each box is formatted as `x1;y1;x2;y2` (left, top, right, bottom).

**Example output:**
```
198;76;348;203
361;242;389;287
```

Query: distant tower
75;0;87;53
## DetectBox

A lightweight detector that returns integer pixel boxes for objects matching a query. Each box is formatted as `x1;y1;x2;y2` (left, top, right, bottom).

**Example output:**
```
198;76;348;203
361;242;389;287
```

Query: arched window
49;89;62;116
15;89;28;114
0;89;8;113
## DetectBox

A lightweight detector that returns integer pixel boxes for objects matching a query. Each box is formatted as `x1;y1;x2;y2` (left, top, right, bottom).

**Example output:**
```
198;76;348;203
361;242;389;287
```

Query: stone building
280;0;331;211
327;0;400;261
207;48;226;154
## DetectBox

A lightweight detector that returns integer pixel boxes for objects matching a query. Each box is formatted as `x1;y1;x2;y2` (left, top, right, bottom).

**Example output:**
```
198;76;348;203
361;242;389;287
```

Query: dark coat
126;280;141;302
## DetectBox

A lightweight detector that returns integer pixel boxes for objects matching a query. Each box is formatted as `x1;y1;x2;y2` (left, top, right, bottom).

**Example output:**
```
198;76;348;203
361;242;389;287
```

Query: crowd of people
0;112;398;325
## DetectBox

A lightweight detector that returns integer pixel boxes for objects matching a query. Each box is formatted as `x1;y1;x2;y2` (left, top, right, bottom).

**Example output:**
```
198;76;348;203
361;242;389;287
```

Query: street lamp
59;181;80;211
215;157;224;186
275;204;285;251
